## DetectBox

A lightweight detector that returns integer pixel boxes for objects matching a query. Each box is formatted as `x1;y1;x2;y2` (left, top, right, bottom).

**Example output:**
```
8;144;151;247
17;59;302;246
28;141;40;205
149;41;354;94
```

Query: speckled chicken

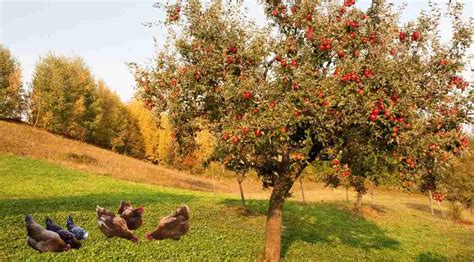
45;218;82;249
96;206;139;243
145;205;190;241
66;215;89;241
25;215;70;253
118;201;144;230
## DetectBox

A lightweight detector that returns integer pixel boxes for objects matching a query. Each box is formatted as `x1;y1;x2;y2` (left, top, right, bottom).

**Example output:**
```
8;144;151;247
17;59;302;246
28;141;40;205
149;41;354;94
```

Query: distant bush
65;152;98;164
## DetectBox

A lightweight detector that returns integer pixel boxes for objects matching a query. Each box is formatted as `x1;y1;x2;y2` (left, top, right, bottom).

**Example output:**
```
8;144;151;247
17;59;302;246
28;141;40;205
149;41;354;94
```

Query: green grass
0;154;472;261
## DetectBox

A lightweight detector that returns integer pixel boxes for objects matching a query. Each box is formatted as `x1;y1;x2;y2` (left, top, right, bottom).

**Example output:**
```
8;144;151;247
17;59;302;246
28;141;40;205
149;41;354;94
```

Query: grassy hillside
1;154;473;261
0;120;230;192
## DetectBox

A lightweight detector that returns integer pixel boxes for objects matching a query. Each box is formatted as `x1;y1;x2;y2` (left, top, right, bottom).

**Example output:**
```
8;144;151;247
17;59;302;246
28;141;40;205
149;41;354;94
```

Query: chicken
66;215;89;240
145;205;190;241
25;215;70;253
96;206;139;243
118;201;144;230
45;218;82;249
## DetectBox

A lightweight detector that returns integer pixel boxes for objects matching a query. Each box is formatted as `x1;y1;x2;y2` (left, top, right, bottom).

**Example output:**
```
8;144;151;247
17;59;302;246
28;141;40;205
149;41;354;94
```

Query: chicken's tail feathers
45;217;53;228
25;214;34;224
66;216;74;228
118;201;131;214
178;205;190;217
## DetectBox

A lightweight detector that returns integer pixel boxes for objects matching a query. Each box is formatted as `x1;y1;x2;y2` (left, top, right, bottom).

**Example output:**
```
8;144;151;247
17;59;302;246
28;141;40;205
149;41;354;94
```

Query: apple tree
133;0;472;260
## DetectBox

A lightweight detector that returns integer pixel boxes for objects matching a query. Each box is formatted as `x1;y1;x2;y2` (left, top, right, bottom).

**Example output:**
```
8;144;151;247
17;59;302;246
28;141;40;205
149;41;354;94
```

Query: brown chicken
118;201;144;230
25;215;70;253
145;205;190;241
96;206;139;243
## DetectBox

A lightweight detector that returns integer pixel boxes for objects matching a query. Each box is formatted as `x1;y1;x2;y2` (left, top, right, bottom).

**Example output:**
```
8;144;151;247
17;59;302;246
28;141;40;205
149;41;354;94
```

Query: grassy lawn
0;154;472;261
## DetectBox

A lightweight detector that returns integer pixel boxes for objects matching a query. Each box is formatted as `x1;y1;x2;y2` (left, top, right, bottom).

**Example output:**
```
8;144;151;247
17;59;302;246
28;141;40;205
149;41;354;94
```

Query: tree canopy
0;45;24;120
113;0;474;260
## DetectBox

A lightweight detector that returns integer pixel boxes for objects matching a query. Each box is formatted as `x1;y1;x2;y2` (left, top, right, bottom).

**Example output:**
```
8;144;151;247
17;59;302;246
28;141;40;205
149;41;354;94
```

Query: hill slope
0;120;229;192
1;155;473;261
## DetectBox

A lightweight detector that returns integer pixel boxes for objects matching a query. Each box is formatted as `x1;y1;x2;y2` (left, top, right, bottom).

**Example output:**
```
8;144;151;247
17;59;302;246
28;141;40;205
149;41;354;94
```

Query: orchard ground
0;121;473;260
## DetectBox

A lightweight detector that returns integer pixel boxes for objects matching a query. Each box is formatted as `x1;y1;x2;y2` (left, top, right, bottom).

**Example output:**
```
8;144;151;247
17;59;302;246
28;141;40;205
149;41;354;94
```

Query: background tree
91;80;123;148
91;80;145;158
422;138;473;219
110;108;145;158
0;45;24;120
30;54;97;140
128;101;162;163
133;1;472;260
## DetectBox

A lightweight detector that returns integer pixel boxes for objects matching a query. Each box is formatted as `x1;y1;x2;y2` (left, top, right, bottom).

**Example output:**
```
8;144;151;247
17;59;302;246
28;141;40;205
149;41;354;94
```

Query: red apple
223;132;230;140
411;31;420;41
170;78;178;86
369;114;377;121
344;0;355;7
195;72;201;81
390;94;399;102
255;129;262;137
338;7;346;15
363;69;374;78
292;83;299;90
232;136;240;145
243;91;253;99
399;31;406;42
337;50;345;58
291;59;298;67
269;101;277;109
306;28;315;40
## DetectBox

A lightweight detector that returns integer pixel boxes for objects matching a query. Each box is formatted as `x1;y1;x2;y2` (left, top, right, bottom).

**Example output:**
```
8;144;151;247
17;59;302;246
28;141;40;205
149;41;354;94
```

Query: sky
0;0;472;102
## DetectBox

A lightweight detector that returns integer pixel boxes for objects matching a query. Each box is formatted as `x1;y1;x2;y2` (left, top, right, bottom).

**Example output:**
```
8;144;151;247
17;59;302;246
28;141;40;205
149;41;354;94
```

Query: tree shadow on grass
415;252;447;262
221;199;400;258
405;203;444;218
0;191;196;217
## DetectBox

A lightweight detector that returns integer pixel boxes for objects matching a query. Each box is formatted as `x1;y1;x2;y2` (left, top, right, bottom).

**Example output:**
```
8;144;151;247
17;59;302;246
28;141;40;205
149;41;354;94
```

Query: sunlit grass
1;154;473;261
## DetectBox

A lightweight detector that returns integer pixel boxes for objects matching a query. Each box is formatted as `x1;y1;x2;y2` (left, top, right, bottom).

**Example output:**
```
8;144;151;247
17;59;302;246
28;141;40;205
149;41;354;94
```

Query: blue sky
1;0;472;102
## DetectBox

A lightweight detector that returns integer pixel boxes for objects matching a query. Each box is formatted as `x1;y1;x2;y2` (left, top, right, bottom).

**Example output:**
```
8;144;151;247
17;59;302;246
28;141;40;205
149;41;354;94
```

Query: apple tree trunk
355;192;363;211
428;190;435;217
370;182;375;205
345;186;349;202
299;177;306;204
264;192;284;261
263;175;295;262
237;174;246;209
